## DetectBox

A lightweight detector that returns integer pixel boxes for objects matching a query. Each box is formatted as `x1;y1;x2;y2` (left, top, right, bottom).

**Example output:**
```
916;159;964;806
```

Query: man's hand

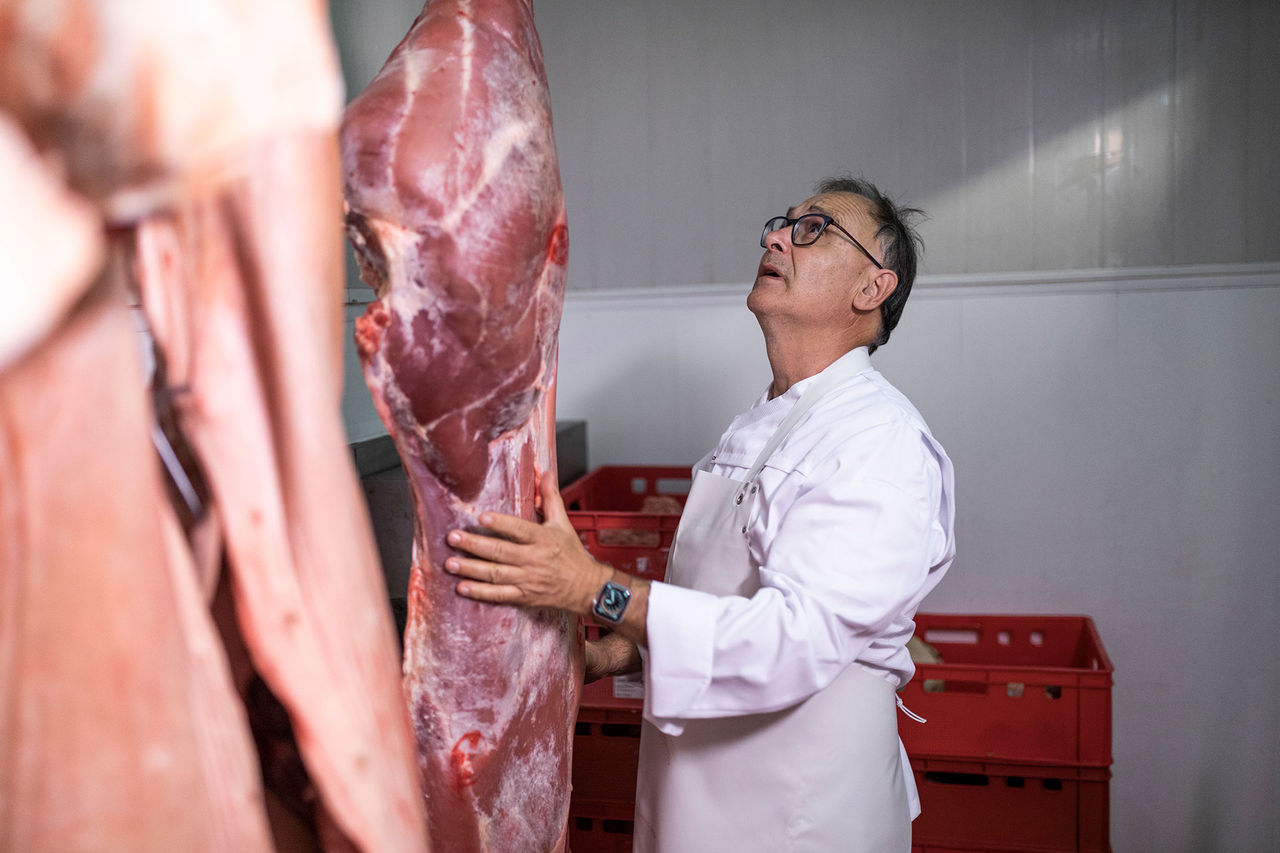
585;632;642;683
444;471;611;617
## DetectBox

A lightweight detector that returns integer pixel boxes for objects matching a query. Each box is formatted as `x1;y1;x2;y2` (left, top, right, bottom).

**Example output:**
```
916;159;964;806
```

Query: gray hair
815;175;924;353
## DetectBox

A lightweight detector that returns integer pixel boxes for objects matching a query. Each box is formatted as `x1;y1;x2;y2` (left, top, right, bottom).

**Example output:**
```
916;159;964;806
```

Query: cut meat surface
341;0;580;849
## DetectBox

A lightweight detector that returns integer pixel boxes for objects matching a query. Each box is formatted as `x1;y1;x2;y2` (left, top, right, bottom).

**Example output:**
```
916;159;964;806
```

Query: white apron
633;368;915;853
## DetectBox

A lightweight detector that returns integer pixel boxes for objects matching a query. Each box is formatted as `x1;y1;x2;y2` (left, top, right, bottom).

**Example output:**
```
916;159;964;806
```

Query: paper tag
612;672;645;699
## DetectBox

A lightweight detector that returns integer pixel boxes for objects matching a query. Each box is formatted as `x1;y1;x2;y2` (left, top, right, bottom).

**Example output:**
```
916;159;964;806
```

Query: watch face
594;580;631;623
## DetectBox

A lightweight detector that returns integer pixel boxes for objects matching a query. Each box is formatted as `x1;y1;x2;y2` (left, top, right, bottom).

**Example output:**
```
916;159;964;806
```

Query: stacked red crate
563;466;690;852
902;613;1115;852
563;465;688;718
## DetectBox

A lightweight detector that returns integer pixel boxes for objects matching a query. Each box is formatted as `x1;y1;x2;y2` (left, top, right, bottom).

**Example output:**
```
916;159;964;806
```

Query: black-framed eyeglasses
760;214;884;269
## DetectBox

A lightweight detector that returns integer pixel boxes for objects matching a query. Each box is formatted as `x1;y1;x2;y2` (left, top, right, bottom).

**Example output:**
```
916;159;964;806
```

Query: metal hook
151;423;205;520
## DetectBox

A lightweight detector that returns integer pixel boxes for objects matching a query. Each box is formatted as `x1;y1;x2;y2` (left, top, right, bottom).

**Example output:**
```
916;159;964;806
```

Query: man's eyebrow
786;203;828;218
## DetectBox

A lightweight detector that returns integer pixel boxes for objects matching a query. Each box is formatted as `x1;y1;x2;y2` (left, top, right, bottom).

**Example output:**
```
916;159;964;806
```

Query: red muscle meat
340;1;580;849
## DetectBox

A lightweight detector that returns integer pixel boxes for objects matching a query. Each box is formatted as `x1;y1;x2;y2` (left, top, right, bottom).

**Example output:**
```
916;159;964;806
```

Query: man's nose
763;223;791;253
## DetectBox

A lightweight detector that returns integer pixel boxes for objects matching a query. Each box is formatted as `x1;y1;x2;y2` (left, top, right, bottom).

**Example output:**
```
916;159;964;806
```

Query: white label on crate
613;671;645;699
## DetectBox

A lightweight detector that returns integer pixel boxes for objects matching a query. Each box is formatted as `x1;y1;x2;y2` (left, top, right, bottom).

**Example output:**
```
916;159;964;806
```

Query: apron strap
896;693;927;724
740;365;848;488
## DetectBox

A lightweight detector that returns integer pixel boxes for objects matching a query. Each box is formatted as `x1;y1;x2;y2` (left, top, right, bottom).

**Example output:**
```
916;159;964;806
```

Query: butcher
445;175;956;851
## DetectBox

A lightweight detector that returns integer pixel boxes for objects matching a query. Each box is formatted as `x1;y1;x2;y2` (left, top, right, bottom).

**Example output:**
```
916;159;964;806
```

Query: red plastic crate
568;800;634;853
900;614;1113;766
911;755;1110;852
562;464;693;516
563;464;690;581
570;510;679;584
566;467;685;716
571;706;642;811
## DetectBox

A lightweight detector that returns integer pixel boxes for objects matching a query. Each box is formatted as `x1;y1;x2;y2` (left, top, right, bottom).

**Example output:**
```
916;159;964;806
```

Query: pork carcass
340;0;579;849
1;0;429;849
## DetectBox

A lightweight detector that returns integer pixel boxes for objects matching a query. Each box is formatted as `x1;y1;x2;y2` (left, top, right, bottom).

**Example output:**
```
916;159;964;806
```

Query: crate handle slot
924;770;989;787
597;529;662;548
600;723;642;738
656;477;692;495
923;628;979;645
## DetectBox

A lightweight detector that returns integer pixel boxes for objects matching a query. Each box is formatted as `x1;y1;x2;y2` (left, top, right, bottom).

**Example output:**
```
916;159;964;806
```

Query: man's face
747;192;884;330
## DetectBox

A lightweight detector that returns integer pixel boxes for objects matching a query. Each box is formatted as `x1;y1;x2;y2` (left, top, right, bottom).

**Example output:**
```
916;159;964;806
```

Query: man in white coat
445;175;957;852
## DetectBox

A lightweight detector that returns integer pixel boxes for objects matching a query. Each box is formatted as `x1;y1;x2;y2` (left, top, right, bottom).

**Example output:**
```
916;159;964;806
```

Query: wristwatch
591;576;632;625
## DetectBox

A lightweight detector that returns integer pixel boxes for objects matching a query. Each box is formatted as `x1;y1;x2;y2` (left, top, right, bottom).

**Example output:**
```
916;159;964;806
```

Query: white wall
333;0;1280;293
532;0;1280;287
555;267;1280;852
331;1;1280;848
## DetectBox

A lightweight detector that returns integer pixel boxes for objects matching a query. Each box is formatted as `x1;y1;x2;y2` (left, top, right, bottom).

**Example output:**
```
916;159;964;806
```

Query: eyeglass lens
760;215;828;248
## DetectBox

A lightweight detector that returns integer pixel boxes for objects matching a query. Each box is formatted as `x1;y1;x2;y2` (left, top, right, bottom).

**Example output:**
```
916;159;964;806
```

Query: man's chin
746;278;780;312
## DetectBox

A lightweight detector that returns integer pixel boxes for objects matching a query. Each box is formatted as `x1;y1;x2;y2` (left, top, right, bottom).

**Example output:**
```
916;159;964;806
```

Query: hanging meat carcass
1;107;278;853
0;107;281;853
340;0;579;849
0;0;429;849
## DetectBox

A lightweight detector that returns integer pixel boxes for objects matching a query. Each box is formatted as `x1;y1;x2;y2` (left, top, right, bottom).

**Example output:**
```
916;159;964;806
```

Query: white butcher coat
634;346;956;852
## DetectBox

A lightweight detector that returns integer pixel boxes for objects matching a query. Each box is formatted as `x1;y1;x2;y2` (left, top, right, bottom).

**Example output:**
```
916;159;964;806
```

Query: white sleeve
643;420;939;734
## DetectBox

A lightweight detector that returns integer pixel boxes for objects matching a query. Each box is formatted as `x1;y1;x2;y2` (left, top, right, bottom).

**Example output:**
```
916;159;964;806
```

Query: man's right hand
584;632;641;684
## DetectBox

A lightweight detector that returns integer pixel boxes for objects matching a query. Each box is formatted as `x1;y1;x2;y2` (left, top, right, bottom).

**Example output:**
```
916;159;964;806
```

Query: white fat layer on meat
440;118;536;234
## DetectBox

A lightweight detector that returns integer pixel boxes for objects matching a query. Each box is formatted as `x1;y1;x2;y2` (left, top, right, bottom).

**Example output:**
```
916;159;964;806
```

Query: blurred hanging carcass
0;1;430;849
341;0;579;849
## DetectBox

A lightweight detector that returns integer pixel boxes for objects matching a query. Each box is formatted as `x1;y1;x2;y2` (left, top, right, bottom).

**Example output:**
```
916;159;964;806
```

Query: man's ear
852;268;898;313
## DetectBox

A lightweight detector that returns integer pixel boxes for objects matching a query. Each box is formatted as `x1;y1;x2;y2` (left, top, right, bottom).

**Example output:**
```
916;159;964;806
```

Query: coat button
741;525;747;534
735;493;743;505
